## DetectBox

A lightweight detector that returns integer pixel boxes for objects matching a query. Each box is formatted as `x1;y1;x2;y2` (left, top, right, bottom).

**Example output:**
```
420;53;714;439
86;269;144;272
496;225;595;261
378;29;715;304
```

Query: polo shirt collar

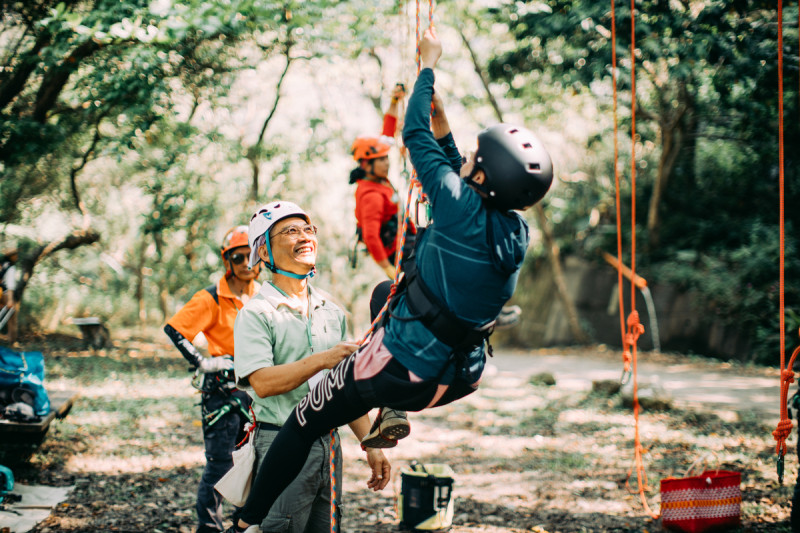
217;276;258;301
258;282;326;313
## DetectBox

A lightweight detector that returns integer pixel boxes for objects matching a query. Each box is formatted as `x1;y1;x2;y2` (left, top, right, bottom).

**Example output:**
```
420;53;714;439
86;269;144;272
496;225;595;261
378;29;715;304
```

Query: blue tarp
0;346;51;417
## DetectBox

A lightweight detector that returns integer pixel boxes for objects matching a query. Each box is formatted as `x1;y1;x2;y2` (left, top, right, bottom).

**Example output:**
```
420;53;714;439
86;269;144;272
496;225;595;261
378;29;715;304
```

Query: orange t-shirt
166;276;258;357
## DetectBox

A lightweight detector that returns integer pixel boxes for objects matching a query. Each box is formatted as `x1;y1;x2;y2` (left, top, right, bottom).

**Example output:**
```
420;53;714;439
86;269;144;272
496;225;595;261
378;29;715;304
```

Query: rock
529;372;556;387
592;379;621;396
621;379;673;411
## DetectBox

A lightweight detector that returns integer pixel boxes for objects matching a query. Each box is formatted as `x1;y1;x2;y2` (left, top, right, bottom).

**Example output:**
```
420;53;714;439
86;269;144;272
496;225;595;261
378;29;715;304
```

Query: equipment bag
215;424;256;507
399;462;455;532
0;346;51;418
660;469;742;533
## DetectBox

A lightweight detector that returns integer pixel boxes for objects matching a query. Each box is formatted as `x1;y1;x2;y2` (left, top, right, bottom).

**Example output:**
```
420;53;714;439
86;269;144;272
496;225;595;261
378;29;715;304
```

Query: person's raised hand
419;26;442;70
391;83;406;102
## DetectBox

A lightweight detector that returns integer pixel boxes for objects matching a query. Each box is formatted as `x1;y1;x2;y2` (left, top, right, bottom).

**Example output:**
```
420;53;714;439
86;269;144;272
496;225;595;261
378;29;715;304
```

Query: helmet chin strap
264;237;316;280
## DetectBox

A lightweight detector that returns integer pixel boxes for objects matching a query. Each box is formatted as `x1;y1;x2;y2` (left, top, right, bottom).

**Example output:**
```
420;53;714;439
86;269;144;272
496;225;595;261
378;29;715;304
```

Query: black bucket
399;462;455;531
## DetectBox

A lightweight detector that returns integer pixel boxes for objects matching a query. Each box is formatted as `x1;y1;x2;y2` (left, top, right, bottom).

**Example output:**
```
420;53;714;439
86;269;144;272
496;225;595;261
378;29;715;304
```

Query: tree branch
32;38;100;122
255;41;293;147
69;113;106;227
248;34;294;201
0;32;50;110
15;228;101;299
458;27;504;122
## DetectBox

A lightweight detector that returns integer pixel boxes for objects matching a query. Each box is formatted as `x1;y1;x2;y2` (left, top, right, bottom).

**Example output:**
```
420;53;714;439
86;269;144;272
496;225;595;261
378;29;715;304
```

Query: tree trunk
14;228;101;307
646;83;692;251
135;237;146;324
459;27;590;344
533;205;589;343
152;230;169;323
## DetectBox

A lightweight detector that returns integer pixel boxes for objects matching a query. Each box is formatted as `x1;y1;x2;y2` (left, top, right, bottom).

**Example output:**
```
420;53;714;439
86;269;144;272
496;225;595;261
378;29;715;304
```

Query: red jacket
354;113;415;263
355;179;400;262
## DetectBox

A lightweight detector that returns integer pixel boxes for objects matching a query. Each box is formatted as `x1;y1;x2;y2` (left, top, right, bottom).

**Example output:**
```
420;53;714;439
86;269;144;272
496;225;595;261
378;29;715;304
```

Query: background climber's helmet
351;136;391;161
220;226;249;261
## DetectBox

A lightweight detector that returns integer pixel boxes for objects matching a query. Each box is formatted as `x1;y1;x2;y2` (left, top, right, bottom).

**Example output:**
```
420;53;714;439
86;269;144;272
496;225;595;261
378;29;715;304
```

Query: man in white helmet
232;201;391;533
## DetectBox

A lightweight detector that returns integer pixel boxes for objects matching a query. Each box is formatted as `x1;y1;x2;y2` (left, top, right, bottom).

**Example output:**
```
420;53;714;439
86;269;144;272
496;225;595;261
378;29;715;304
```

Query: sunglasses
228;252;248;265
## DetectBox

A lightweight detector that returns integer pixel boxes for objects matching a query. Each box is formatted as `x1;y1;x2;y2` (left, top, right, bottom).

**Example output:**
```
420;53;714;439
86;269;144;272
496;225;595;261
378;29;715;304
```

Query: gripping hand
199;355;234;374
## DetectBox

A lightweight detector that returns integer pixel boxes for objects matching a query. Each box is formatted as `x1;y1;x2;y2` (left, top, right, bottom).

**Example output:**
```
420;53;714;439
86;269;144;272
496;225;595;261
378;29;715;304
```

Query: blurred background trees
1;0;797;364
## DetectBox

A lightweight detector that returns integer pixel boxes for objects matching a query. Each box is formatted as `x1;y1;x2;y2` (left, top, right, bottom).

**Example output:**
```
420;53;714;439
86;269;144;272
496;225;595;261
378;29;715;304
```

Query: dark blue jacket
381;68;530;383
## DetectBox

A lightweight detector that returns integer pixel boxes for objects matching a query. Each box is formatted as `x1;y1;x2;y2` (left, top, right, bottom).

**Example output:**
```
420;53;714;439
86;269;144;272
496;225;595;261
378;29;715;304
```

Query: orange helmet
351;136;391;161
220;225;249;259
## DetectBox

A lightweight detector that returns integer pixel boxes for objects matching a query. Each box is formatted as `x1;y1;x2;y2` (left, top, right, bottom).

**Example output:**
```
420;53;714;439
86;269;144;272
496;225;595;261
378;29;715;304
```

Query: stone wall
495;255;754;361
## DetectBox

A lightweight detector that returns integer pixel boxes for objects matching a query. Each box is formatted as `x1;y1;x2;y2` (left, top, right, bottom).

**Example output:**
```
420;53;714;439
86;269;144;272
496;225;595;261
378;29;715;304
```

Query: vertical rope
771;0;798;485
415;0;420;75
610;0;628;377
609;0;655;519
329;429;338;532
779;0;785;404
358;0;433;347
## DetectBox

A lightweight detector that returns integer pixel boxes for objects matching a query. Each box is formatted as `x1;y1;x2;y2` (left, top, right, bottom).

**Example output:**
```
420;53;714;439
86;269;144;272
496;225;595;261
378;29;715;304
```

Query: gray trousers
252;425;342;533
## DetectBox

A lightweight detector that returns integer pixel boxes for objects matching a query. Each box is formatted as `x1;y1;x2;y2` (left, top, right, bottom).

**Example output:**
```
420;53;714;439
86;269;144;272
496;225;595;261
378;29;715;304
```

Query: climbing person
232;201;393;533
350;82;415;281
224;26;552;533
163;226;260;533
0;244;19;344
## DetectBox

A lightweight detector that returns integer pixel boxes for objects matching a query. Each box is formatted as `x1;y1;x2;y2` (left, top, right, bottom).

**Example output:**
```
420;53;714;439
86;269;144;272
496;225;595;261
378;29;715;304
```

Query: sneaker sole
360;432;399;448
360;418;410;449
380;418;411;441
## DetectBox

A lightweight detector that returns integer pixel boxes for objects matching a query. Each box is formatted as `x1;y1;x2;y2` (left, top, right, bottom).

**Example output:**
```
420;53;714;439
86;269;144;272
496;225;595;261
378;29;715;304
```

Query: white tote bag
215;429;256;507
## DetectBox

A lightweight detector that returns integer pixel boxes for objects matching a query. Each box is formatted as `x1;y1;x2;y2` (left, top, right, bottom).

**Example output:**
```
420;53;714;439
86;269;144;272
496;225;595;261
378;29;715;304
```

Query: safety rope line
609;0;657;519
358;0;433;346
771;0;797;485
611;0;627;376
329;429;338;532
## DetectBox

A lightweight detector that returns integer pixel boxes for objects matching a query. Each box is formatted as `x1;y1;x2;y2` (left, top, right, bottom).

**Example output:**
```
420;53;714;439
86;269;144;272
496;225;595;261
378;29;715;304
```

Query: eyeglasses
270;224;318;239
228;252;248;265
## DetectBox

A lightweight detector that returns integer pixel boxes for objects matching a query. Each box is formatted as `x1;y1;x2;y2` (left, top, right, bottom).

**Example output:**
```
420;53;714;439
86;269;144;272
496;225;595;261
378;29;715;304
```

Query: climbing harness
372;229;495;356
193;368;254;428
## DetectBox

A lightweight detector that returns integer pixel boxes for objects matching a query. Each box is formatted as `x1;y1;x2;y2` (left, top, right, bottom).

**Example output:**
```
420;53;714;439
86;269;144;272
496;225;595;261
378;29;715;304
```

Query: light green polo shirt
233;282;347;426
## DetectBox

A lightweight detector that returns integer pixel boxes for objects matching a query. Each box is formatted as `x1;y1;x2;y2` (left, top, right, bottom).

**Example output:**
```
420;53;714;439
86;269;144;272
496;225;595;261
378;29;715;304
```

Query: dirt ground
2;332;796;532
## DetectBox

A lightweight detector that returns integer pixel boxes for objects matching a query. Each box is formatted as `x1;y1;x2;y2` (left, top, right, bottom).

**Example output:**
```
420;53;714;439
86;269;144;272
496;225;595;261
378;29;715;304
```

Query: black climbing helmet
472;123;553;211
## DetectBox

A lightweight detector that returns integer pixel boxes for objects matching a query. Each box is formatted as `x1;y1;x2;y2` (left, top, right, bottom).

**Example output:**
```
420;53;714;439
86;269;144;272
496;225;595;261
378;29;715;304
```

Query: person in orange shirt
164;226;260;533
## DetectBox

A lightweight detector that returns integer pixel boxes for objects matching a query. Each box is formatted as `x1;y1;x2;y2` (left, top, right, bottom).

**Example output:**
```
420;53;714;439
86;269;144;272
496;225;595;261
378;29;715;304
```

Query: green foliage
652;223;800;364
480;0;800;361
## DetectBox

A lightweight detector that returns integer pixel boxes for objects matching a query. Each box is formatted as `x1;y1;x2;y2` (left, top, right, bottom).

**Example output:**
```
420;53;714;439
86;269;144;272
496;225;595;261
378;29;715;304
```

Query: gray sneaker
495;305;521;330
360;408;410;448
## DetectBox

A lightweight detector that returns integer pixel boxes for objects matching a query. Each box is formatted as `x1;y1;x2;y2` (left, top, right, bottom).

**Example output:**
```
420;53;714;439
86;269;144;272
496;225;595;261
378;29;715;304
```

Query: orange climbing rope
610;0;658;519
358;0;434;346
770;0;799;485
